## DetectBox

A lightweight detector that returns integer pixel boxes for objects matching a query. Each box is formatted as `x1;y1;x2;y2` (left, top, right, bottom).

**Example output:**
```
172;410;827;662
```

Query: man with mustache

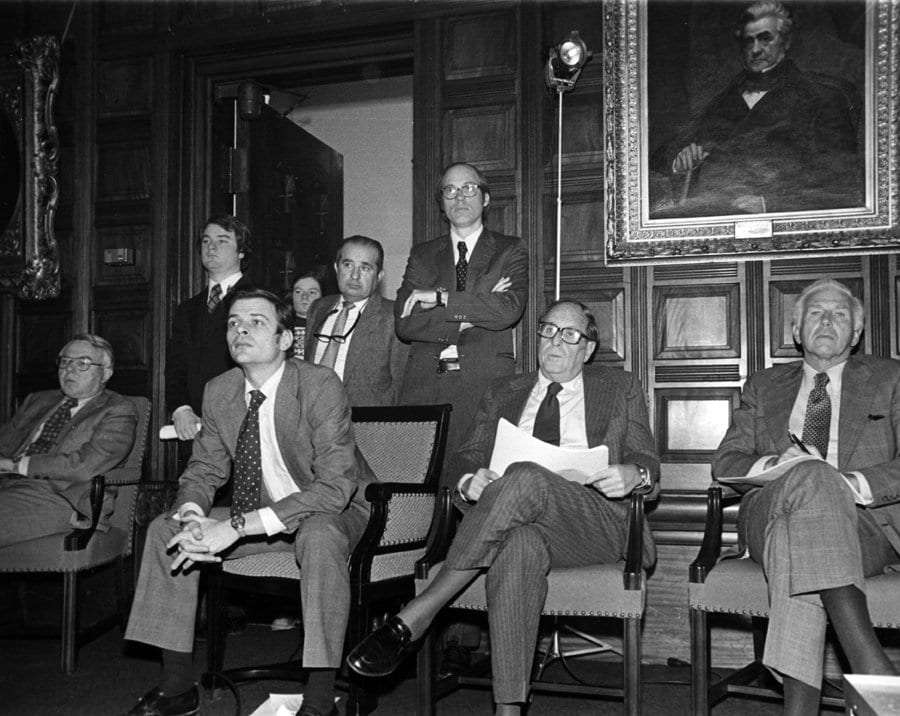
713;278;900;714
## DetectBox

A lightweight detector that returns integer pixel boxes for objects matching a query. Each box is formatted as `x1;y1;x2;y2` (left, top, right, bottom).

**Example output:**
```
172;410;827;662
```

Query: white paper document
717;453;823;487
489;418;608;485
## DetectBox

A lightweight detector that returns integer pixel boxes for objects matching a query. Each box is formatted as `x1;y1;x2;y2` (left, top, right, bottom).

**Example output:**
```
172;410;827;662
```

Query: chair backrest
350;404;451;486
107;395;151;555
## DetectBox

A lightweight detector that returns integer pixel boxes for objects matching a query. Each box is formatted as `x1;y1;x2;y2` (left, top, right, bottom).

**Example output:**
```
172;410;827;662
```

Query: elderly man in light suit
0;333;137;547
348;299;658;716
713;277;900;715
305;235;407;406
125;289;375;716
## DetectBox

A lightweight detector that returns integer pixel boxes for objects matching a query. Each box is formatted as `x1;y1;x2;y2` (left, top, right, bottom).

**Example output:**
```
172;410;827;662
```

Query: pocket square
868;414;885;420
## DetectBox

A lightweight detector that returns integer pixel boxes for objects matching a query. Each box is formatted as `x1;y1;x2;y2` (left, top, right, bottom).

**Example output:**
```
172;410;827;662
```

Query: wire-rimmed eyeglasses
313;311;361;345
440;182;481;200
57;356;105;372
537;322;589;345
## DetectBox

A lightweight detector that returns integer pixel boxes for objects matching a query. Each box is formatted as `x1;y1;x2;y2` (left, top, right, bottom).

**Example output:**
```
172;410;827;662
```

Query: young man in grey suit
305;235;407;406
0;333;137;547
713;278;900;713
125;289;375;716
347;299;659;716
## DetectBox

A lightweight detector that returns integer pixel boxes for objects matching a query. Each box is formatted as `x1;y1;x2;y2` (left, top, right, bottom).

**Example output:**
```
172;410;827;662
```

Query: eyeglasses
440;182;481;200
537;322;589;345
314;311;361;345
57;356;105;372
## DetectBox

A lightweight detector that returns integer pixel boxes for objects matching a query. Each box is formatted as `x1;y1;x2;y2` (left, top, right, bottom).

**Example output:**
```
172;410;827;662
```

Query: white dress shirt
441;224;484;361
312;297;369;379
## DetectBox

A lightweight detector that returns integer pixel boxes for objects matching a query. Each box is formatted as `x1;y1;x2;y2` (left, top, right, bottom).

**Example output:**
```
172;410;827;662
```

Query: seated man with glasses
0;333;138;548
348;299;659;716
305;235;407;406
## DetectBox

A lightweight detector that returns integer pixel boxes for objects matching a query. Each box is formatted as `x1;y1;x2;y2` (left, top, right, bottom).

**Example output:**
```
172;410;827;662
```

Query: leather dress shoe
297;703;338;716
346;615;416;677
125;685;199;716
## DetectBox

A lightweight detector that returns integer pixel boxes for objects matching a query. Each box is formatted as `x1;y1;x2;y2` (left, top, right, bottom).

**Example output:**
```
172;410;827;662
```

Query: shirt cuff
456;474;475;504
258;507;288;536
747;454;777;477
17;456;29;475
843;471;873;505
176;502;205;520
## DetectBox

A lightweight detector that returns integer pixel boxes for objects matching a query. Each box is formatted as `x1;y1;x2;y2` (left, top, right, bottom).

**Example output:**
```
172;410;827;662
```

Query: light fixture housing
545;30;592;93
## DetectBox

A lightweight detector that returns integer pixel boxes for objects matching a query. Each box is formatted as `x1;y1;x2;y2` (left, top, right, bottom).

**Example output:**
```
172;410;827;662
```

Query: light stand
545;31;591;300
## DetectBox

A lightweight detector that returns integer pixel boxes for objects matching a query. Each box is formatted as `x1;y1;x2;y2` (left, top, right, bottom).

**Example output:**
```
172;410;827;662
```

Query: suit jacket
165;275;254;416
176;358;376;533
652;60;861;214
455;365;660;562
713;355;900;549
0;389;138;516
304;292;408;406
395;228;528;405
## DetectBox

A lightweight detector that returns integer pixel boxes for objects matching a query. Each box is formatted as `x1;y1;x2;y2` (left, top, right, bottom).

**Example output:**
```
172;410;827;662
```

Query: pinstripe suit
713;355;900;687
444;365;659;702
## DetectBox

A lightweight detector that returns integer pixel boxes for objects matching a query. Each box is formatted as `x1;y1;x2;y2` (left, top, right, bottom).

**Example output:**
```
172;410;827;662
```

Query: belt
437;357;461;374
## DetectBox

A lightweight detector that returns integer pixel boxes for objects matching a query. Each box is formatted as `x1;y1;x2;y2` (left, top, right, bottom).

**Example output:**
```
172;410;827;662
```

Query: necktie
292;325;306;359
456;241;468;292
532;382;563;446
207;283;222;313
25;397;78;456
801;372;831;459
231;390;266;517
318;300;352;369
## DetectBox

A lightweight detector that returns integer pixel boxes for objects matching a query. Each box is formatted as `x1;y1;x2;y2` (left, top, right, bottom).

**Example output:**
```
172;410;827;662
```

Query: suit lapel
274;360;304;479
504;373;538;425
55;391;110;443
467;229;496;280
765;363;802;448
838;357;873;467
345;294;380;376
434;236;456;288
583;369;614;449
214;372;248;451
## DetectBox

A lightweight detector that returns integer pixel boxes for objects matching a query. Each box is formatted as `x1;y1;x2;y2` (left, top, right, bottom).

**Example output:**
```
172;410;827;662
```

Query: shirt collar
244;361;285;403
802;358;846;386
450;224;484;250
209;271;242;295
535;369;584;396
334;296;370;312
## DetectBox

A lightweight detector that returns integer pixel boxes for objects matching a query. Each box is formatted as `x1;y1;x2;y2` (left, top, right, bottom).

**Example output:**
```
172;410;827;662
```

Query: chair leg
623;616;641;716
205;566;226;681
61;571;77;674
690;607;710;716
417;628;436;716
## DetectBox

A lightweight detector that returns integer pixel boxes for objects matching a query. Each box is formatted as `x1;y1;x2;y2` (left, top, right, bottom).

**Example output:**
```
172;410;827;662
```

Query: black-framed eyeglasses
57;356;105;372
314;310;361;345
537;322;588;345
440;182;481;200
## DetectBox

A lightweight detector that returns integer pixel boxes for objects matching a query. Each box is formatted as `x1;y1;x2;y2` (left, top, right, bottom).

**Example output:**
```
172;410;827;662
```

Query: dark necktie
207;283;222;313
25;397;78;456
532;382;563;446
318;300;352;369
456;241;468;292
231;390;266;517
801;372;831;459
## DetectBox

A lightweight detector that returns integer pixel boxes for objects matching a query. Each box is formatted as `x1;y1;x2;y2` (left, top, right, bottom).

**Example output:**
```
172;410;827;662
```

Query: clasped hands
460;463;644;502
400;275;513;319
167;513;238;573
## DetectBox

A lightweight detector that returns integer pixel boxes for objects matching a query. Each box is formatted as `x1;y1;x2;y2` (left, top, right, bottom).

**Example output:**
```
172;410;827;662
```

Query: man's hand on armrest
172;406;202;440
588;463;643;499
457;467;501;503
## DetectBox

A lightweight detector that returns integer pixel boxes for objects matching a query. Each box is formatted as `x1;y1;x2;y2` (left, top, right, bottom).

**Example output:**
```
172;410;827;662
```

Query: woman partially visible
289;270;324;359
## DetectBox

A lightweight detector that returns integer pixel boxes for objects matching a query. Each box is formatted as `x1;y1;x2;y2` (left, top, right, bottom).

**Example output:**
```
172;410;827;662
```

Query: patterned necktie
532;382;563;446
292;325;306;359
25;397;79;456
456;241;468;292
231;390;266;517
207;283;222;313
318;300;352;369
801;372;831;459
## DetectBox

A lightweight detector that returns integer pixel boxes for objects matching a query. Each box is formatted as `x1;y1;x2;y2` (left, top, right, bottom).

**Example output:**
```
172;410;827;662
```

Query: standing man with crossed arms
125;289;375;716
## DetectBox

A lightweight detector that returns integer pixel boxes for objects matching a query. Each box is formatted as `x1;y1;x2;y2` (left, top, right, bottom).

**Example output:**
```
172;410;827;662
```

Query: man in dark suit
125;289;375;716
713;278;900;713
305;236;407;406
166;214;254;442
652;1;860;217
396;162;528;484
0;334;138;547
348;300;659;715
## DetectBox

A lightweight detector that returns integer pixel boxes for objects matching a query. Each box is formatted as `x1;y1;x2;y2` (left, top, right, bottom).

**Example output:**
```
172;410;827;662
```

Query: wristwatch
435;288;446;307
635;465;652;491
230;512;247;538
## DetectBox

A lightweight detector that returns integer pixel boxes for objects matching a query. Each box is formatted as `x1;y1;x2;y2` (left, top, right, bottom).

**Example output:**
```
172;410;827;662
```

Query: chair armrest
689;484;725;584
415;487;453;579
64;474;106;551
623;491;645;590
364;482;435;503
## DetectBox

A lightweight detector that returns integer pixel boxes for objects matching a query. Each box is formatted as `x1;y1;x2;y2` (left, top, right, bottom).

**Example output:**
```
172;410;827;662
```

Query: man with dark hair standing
305;235;407;406
348;299;658;716
713;278;900;713
126;289;375;716
0;334;137;547
166;215;254;443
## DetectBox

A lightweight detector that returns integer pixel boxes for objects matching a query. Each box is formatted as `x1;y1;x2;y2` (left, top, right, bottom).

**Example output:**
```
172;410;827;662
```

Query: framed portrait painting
604;1;899;264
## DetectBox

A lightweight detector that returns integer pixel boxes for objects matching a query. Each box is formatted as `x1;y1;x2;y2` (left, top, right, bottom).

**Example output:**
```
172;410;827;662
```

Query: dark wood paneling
97;58;153;117
443;12;516;80
442;104;516;172
96;144;152;202
95;224;151;285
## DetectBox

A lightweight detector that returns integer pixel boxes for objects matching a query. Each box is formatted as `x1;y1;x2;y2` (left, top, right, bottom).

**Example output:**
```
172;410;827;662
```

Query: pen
788;432;811;454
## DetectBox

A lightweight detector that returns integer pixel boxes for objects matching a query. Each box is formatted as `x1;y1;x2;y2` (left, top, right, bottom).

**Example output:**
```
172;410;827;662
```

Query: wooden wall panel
97;58;153;117
96;145;152;202
541;188;604;260
443;13;516;80
95;224;151;285
442;104;516;172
